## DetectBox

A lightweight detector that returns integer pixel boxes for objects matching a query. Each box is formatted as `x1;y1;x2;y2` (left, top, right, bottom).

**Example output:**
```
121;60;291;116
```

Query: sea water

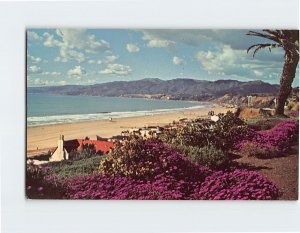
27;93;207;126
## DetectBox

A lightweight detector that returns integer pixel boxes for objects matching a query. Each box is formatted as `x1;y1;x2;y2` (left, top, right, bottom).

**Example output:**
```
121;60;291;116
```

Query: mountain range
28;78;280;101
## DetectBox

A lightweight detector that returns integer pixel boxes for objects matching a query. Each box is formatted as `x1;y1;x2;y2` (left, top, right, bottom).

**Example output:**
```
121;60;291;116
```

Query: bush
288;111;299;118
26;162;65;199
27;137;280;200
235;120;299;153
248;118;283;131
64;174;193;200
160;111;253;151
173;145;230;170
48;155;105;178
239;142;280;158
64;169;279;200
99;137;211;182
191;170;279;200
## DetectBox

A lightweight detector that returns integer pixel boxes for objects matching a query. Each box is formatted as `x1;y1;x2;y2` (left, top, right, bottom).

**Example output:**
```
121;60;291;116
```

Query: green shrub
174;145;230;170
99;136;210;181
247;118;283;131
160;111;252;151
47;155;105;178
239;142;280;159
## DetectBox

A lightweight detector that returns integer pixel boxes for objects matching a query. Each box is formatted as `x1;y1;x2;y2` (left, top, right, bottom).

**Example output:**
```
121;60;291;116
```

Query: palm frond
247;30;281;44
247;43;279;58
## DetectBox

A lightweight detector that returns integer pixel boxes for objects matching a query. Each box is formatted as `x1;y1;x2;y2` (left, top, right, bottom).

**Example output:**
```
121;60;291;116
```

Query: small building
50;135;114;162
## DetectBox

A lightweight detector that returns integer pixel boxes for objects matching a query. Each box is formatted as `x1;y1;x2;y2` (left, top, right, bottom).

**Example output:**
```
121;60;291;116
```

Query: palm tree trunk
275;54;299;115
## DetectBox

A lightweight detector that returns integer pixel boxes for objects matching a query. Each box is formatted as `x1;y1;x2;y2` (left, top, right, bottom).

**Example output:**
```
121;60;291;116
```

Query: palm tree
247;30;299;115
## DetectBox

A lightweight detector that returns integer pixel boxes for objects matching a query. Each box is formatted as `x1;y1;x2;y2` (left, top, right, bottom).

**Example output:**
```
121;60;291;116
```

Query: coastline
27;104;228;155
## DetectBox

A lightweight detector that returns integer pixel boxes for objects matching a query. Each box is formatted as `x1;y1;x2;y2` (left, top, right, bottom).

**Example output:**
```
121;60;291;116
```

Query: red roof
64;139;114;154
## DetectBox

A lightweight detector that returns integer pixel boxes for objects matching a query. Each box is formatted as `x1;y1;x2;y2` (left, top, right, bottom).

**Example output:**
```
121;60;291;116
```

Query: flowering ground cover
235;120;298;158
26;137;280;200
26;115;298;200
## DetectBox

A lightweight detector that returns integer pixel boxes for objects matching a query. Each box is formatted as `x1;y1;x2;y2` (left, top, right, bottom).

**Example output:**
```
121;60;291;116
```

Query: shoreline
27;105;228;156
27;104;210;128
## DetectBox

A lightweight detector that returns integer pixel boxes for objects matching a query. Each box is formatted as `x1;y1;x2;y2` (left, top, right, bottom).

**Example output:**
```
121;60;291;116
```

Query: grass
46;155;106;178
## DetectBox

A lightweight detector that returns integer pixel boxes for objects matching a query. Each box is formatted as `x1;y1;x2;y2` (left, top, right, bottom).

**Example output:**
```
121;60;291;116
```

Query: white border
1;1;299;232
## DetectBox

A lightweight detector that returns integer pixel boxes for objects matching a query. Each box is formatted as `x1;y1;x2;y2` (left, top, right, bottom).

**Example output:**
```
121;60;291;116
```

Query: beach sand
27;105;228;156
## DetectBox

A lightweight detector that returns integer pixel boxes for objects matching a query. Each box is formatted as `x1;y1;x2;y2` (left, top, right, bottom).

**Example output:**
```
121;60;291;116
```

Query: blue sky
27;29;299;87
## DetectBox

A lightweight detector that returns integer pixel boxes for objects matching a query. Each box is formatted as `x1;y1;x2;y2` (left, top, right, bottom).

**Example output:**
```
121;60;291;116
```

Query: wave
27;104;208;126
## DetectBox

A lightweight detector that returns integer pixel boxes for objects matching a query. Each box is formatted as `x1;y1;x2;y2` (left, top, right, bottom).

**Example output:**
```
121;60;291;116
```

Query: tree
247;30;299;115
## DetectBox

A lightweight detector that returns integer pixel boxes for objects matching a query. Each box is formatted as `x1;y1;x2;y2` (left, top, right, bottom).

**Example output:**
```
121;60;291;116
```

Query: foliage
235;119;298;159
70;143;103;160
161;111;253;151
236;120;298;153
247;30;299;115
64;169;279;200
64;174;192;200
288;111;299;117
99;136;211;181
27;138;280;200
247;118;283;131
26;162;65;199
173;145;230;170
239;141;280;158
48;155;105;178
191;169;279;200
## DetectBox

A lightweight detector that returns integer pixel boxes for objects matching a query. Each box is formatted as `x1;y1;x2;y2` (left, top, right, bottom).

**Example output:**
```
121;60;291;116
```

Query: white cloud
142;30;176;49
43;29;110;63
104;55;118;63
195;45;283;79
96;60;102;64
51;71;62;76
27;31;43;41
28;65;42;73
88;60;95;64
126;44;140;53
43;32;62;47
56;29;110;54
100;63;132;76
38;71;62;76
67;66;86;77
59;46;85;63
27;54;42;63
85;34;110;54
140;29;263;50
172;56;184;65
29;78;66;86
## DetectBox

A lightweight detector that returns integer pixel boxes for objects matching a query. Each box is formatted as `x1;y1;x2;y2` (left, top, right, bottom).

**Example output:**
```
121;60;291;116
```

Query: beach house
50;135;114;161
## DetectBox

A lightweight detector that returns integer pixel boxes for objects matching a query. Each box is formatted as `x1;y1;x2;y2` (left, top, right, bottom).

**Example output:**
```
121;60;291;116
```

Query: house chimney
57;135;64;158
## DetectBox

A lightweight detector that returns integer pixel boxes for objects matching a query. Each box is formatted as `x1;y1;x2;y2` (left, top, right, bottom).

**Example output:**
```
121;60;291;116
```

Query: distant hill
28;78;280;101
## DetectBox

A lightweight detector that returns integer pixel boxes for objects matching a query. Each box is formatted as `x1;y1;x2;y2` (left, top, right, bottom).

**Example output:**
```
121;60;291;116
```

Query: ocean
27;93;207;126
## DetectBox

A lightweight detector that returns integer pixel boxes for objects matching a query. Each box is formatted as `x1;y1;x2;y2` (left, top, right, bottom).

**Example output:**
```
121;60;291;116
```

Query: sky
27;29;299;87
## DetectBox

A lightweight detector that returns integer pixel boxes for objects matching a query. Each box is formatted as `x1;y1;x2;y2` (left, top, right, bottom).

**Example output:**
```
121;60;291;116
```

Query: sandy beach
27;105;228;156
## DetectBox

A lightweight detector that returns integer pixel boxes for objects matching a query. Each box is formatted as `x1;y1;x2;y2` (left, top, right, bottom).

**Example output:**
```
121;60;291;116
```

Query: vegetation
171;145;230;170
48;155;105;178
69;143;103;160
161;111;253;151
191;169;279;200
247;30;299;115
26;162;65;199
26;112;299;200
99;136;211;181
239;141;280;158
65;138;279;200
235;120;299;157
